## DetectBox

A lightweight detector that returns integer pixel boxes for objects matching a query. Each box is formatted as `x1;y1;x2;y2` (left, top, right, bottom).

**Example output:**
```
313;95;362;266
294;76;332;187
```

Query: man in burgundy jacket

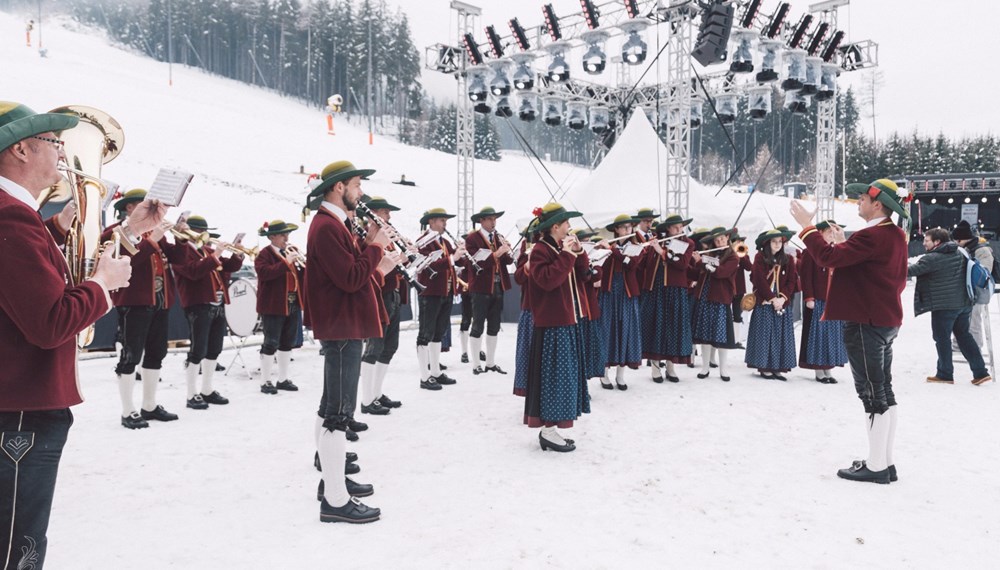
0;101;163;568
304;160;397;524
466;206;514;375
414;208;463;391
102;188;180;430
791;179;909;485
170;215;245;410
254;219;304;396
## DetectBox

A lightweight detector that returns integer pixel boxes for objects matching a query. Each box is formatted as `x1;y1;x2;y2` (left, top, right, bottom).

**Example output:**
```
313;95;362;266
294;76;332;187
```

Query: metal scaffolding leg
454;6;477;236
664;11;693;218
815;97;837;223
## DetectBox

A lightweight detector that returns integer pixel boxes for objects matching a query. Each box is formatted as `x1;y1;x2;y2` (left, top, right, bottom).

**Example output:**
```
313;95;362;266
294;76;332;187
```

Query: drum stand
225;333;250;376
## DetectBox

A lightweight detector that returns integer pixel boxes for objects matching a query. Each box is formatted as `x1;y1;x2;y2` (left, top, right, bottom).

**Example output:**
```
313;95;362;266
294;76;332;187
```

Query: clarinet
355;201;419;264
352;211;425;293
443;229;483;274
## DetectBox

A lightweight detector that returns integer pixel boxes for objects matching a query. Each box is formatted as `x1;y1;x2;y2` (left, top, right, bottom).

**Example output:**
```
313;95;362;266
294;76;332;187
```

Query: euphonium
50;106;125;347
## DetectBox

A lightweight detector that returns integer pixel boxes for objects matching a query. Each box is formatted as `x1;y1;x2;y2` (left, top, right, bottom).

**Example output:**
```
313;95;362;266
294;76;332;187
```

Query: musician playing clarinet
415;208;463;391
254;219;304;395
466;206;513;375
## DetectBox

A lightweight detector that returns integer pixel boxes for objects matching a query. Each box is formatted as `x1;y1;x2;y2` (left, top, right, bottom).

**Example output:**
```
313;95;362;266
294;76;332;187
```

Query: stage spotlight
484;25;504;59
546;44;570;82
788;14;813;49
765;3;790;39
508;18;531;51
511;54;536;90
717;93;738;125
931;197;937;204
590;105;610;134
982;196;988;203
543;4;562;41
624;0;641;19
543;96;564;126
781;49;806;92
821;31;845;62
581;30;609;75
487;60;512;96
495;96;513;118
467;68;489;103
740;0;764;28
567;102;588;130
729;29;755;73
801;57;823;97
947;197;954;204
690;96;704;129
814;63;838;102
964;196;971;204
518;94;538;121
806;22;829;56
620;20;650;65
581;0;601;29
757;39;781;83
748;85;771;121
462;33;484;66
784;90;808;114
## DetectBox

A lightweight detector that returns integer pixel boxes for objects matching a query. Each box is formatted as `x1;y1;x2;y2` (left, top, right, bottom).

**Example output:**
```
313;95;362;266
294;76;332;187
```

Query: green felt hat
656;213;693;232
605;213;640;232
846;178;910;218
471;206;505;224
363;195;400;212
113;188;147;212
572;228;598;240
305;160;376;211
258;219;298;236
815;219;843;231
755;228;795;249
701;226;734;244
635;207;659;219
187;215;221;239
688;226;712;244
533;202;582;232
419;207;456;226
0;101;79;152
519;218;541;238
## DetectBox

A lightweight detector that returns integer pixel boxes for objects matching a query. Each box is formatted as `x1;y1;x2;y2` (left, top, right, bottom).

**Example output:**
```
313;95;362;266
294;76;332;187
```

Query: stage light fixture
487;60;512;97
947;197;954;204
581;30;610;75
729;29;755;74
508;18;531;51
717;93;738;125
748;85;771;121
806;22;829;56
462;33;484;66
784;89;808;114
543;96;564;126
589;105;611;134
982;196;988;203
740;0;764;28
467;67;489;103
814;63;838;102
495;96;513;118
765;3;790;39
781;49;807;91
801;57;823;97
546;43;571;82
964;197;971;204
931;197;937;204
567;101;588;130
757;39;782;83
543;4;562;41
581;0;601;29
485;25;504;59
624;0;641;19
518;94;539;121
788;14;813;49
511;53;536;90
821;31;845;62
690;96;704;129
620;20;650;66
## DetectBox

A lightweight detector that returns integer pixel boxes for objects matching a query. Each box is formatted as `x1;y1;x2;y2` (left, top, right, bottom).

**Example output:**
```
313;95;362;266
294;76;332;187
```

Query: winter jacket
907;241;971;316
967;240;995;276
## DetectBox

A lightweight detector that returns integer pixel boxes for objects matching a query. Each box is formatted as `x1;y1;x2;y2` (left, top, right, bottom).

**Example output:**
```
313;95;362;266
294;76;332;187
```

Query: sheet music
100;180;121;210
472;248;493;262
667;239;689;255
147;168;194;206
622;243;644;257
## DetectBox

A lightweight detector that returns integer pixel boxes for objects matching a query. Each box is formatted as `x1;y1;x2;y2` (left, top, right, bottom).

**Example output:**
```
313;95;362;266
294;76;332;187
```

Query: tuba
50;106;126;346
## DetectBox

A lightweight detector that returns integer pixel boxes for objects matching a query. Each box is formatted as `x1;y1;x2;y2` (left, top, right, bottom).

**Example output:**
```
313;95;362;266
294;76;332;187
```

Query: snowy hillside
3;11;999;570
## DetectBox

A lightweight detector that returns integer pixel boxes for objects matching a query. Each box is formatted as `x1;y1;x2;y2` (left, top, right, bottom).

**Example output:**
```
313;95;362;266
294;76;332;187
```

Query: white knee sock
314;416;324;450
471;336;483;368
373;362;389;399
711;347;718;366
700;345;711;374
886;406;898;467
665;361;676;378
615;366;625;382
260;353;274;386
429;342;443;376
318;429;350;507
718;349;729;377
733;321;742;344
815;370;825;380
486;335;499;367
460;330;469;355
602;368;612;384
866;412;890;472
416;345;430;380
118;372;136;417
360;362;376;406
185;362;198;399
651;360;662;379
200;359;217;395
140;367;160;412
276;350;292;382
540;426;565;445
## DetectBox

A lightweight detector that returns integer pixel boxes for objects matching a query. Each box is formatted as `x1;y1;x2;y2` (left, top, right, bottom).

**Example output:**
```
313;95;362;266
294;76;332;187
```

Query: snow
3;12;999;570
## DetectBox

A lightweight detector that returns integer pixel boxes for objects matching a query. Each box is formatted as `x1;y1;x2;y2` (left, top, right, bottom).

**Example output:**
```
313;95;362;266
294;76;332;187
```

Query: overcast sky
395;0;998;139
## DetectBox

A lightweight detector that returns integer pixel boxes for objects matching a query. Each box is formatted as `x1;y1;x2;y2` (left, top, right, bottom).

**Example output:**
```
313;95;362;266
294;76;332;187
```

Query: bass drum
227;278;259;337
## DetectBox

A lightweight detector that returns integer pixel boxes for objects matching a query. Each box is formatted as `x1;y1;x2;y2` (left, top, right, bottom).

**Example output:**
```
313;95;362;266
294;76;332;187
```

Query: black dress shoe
461;353;469;363
320;496;380;524
121;412;149;430
889;464;898;482
720;376;731;382
275;379;299;391
652;375;664;384
347;420;368;432
345;462;360;475
260;381;278;395
815;377;830;384
710;362;719;369
316;478;375;501
420;379;442;391
837;460;890;484
346;429;359;442
361;401;390;415
346;452;358;463
772;373;788;381
600;379;614;390
314;451;322;472
186;395;209;410
486;365;508;375
827;377;838;384
666;375;680;383
615;381;628;391
377;395;401;409
735;342;746;350
434;373;457;385
758;372;775;380
538;433;576;452
215;362;226;372
201;391;229;405
439;363;448;371
697;372;710;379
140;405;179;422
472;366;485;375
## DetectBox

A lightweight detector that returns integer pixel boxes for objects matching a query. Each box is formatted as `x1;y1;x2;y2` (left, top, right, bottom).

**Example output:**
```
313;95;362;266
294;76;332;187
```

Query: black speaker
692;2;735;67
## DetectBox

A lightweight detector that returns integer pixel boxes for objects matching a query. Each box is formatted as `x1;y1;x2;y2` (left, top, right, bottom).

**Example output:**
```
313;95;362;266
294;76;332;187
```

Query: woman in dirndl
524;203;591;453
798;220;848;383
745;229;799;380
513;222;539;396
691;227;741;381
641;214;696;383
598;214;647;390
571;230;608;383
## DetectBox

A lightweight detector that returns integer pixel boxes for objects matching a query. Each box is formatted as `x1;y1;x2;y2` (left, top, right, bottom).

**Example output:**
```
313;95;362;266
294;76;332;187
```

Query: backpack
958;247;995;305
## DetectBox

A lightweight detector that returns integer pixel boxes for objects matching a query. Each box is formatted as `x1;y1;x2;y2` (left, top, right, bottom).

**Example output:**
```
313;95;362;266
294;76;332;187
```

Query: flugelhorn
207;238;258;259
284;244;306;270
734;243;749;257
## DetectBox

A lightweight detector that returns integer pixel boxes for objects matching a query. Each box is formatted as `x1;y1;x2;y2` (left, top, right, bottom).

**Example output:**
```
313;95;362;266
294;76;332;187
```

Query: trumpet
284;244;306;270
169;225;209;246
207;238;259;259
734;243;749;257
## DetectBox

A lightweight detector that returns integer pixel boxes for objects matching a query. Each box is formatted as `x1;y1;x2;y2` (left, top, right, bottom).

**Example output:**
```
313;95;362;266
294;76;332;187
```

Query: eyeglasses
30;135;65;149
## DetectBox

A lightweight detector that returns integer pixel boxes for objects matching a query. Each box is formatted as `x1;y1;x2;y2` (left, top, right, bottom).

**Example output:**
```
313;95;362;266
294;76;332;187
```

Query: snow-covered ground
3;11;999;570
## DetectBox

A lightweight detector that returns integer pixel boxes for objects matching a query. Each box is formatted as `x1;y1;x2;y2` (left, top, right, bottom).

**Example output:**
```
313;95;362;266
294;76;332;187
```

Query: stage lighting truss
511;53;537;91
781;48;807;92
756;39;782;83
580;30;610;75
619;19;650;66
518;93;539;121
690;95;704;129
729;29;756;74
546;42;572;83
800;56;823;97
784;89;808;114
589;105;610;134
567;101;588;130
543;96;565;126
717;92;738;125
748;84;771;121
487;59;513;97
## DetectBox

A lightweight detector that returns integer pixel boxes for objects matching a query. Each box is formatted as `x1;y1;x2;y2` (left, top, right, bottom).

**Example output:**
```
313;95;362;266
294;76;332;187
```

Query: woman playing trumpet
254;219;305;395
744;228;799;380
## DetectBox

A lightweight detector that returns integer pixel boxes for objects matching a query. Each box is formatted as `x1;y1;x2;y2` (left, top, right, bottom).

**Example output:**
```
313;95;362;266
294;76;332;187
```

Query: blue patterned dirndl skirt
798;299;848;369
691;279;736;348
513;309;533;396
580;317;607;379
744;303;797;372
642;281;693;364
599;273;643;368
523;324;591;428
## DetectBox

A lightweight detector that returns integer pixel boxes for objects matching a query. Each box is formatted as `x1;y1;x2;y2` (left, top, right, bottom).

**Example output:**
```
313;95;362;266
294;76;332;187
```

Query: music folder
147;168;194;206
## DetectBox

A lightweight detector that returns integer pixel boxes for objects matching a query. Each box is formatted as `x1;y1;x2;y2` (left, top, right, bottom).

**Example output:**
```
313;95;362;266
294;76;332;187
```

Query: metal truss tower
454;1;480;235
663;4;695;218
814;96;837;222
